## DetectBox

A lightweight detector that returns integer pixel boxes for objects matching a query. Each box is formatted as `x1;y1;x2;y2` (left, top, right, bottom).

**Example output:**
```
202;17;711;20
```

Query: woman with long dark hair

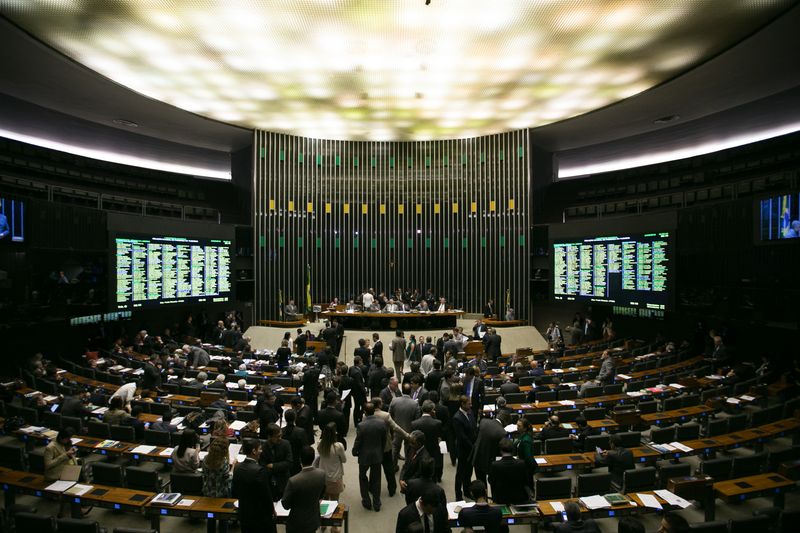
171;429;199;473
202;436;231;533
314;422;346;532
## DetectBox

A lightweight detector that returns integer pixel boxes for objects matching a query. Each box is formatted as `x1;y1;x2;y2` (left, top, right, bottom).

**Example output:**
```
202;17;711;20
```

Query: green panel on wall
462;238;468;248
389;238;395;249
353;156;359;167
407;238;413;249
518;145;524;157
335;155;341;166
518;234;525;246
499;149;504;161
297;237;303;248
353;237;359;248
277;148;283;160
443;237;449;248
480;236;486;248
389;156;395;168
407;156;413;167
278;236;285;248
425;156;431;167
371;238;377;249
371;156;377;167
442;155;449;166
499;235;505;247
316;237;322;249
480;152;485;163
425;237;431;249
316;154;322;165
298;152;303;163
259;236;265;248
334;238;341;249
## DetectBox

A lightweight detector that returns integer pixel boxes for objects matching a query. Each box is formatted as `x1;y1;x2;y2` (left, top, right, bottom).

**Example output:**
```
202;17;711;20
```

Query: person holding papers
172;429;200;473
553;501;600;533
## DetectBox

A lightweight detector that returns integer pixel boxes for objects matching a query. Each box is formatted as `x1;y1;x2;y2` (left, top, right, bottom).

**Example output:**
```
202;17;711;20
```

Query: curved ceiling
0;0;795;141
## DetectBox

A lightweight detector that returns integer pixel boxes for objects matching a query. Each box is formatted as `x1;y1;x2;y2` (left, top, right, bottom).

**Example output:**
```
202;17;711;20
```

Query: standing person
314;422;347;533
389;384;421;469
596;350;616;385
471;413;507;486
452;395;477;501
372;397;406;498
354;339;372;367
390;330;407;381
371;333;384;361
411;401;444;482
514;417;537;489
282;410;308;475
482;328;502;362
349;356;368;427
202;437;231;533
353;402;387;511
294;328;307;356
302;364;321;421
282;446;326;533
232;439;276;533
260;423;293;500
45;428;81;517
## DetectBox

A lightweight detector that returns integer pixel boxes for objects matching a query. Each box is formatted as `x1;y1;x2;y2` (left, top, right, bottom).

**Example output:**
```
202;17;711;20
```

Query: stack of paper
580;495;610;510
637;493;662;509
439;441;448;454
740;395;756;401
230;420;247;431
65;484;93;496
320;500;338;518
274;501;291;517
726;398;741;405
445;501;475;520
535;457;547;465
551;502;565;512
616;374;632;380
669;442;693;452
654;489;692;509
46;480;77;493
668;383;685;389
131;445;157;454
559;400;575;406
159;447;174;456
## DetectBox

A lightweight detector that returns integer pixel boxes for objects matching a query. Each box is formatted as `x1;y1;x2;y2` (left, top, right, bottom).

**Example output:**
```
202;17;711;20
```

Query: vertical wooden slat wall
253;130;531;322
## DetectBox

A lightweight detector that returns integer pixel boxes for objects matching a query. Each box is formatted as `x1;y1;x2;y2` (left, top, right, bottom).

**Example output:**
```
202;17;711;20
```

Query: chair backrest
18;406;39;425
0;443;27;470
525;412;549;425
125;466;160;492
582;407;606;421
768;445;800;470
626;381;644;392
91;463;124;486
731;452;767;478
518;376;535;387
56;517;102;533
535;391;556;402
535;477;572;500
675;423;700;441
43;411;63;430
14;512;56;533
87;420;110;438
556;409;579;423
169;472;204;496
28;448;46;474
764;405;784;423
650;426;675;444
603;384;623;395
144;429;172;446
663;397;682;411
729;515;772;533
616;432;642;448
544;437;573;454
700;457;732;480
688;521;729;533
780;509;800;533
583;386;603;398
622;466;656;493
707;418;729;437
110;424;136;442
682;394;700;407
750;409;770;427
61;416;84;435
558;389;578;400
228;389;249;402
637;400;658;414
113;529;158;533
585;434;610;452
505;393;527;404
160;383;180;394
727;414;748;433
576;472;611;497
658;463;692;488
236;410;257;423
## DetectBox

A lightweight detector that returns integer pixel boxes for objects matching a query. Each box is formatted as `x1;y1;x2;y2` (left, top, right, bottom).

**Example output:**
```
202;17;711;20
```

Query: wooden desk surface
681;418;800;453
641;405;714;424
72;485;155;510
713;473;795;500
0;468;53;493
534;453;594;471
538;490;672;519
617;356;704;381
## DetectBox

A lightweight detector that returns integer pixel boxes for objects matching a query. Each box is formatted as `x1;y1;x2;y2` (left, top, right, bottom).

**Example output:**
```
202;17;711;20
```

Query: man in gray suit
389;384;421;469
285;299;299;320
471;414;507;486
281;445;326;533
353;402;387;511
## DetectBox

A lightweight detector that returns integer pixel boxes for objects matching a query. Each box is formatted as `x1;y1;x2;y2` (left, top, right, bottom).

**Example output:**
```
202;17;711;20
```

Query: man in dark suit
411;401;444;482
349;356;368;426
404;457;445;506
395;488;450;533
381;376;403;408
333;319;345;358
452;395;477;501
371;333;384;360
596;434;634;488
570;417;600;452
260;423;294;500
461;367;484;420
317;391;347;447
232;438;276;533
424;359;444;393
488;439;530;504
353;402;387;511
482;328;502;361
354;338;372;367
399;430;431;492
499;375;520;396
482;299;495;319
294;328;307;355
471;415;507;485
458;481;504;533
60;391;92;419
282;446;326;533
538;415;571;441
302;364;321;419
554;501;600;533
472;319;488;339
290;396;315;445
368;357;389;399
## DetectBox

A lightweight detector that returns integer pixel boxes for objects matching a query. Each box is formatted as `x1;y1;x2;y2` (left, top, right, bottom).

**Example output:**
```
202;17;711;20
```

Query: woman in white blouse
314;422;346;533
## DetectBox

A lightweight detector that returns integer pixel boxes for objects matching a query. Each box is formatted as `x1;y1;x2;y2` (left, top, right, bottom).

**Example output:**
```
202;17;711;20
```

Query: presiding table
320;310;462;330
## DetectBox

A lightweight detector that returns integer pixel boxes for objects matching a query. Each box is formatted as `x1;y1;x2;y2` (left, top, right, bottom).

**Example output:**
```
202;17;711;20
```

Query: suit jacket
354;347;371;366
348;365;367;399
294;334;307;355
260;438;293;497
411;415;443;461
317;406;347;446
232;458;276;532
424;370;444;393
142;362;161;390
368;366;388;398
599;447;634;486
371;340;384;359
553;519;601;533
396;501;450;533
499;382;520;395
482;334;502;360
488;456;530;504
400;445;431;482
538;425;570;441
459;504;503;533
452;409;477;459
281;466;326;533
284;304;299;318
390;395;421;432
381;386;402;408
391;337;407;363
294;405;315;445
353;414;386;464
471;418;506;471
60;396;91;419
404;477;446;506
482;304;495;318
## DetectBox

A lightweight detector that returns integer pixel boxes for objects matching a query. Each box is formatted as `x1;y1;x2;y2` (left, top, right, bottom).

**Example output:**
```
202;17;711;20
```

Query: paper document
637;493;662;509
247;400;258;406
274;501;290;517
504;424;517;433
65;484;93;496
669;442;693;452
70;438;83;445
580;495;610;510
668;383;685;389
341;389;351;401
616;374;632;380
654;489;692;509
551;502;565;512
230;420;247;431
159;447;174;456
559;400;575;406
726;398;740;405
228;444;243;464
320;500;338;518
535;457;547;465
439;441;448;454
740;395;755;401
446;501;475;520
131;445;157;454
177;499;195;506
46;480;77;493
199;451;208;460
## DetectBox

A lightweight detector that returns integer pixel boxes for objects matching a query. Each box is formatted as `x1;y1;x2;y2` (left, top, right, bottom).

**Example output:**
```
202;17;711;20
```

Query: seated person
103;396;129;426
554;501;600;533
208;374;228;390
122;405;146;440
149;410;178;433
595;434;634;488
488;439;530;504
570;417;600;451
235;364;249;377
538;415;570;441
458;480;505;533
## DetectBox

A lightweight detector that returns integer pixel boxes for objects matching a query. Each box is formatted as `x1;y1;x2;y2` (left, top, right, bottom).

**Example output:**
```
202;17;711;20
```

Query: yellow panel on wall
269;199;275;210
325;203;332;214
434;203;441;214
307;202;313;213
398;204;405;215
452;202;459;214
470;201;477;213
415;204;422;215
362;204;368;215
288;200;295;212
489;200;496;212
508;198;515;210
380;204;386;215
343;203;350;214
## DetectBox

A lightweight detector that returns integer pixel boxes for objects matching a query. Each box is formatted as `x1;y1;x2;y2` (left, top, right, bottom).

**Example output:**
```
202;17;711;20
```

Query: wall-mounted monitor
552;232;672;312
0;197;25;243
758;192;800;241
114;234;232;309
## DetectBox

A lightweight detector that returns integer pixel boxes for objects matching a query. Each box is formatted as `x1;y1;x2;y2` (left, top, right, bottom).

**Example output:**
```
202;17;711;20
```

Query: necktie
466;380;472;397
423;514;431;533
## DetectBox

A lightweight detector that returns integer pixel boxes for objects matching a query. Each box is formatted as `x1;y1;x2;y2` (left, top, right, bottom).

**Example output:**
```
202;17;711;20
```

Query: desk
0;468;58;508
538;491;674;524
320;311;461;330
712;473;795;520
641;405;714;426
68;485;154;517
448;503;538;533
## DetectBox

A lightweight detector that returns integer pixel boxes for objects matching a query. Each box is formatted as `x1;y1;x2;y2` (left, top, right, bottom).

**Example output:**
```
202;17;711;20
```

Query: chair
144;429;172;447
616;432;642;448
663;397;683;411
650;426;675;444
237;410;257;423
582;407;606;421
585;434;610;452
13;512;56;533
558;389;578;400
110;425;136;442
731;453;767;478
28;447;46;474
505;393;527;404
535;477;572;500
114;529;157;533
43;411;63;430
228;389;249;402
706;418;728;437
545;438;573;454
727;413;748;433
91;462;124;487
675;423;700;441
682;394;700;407
576;472;611;497
700;458;732;480
780;509;800;533
688;522;728;533
768;445;800;470
160;383;179;394
582;386;603;398
750;409;770;427
87;420;110;438
535;391;556;402
621;467;657;493
125;466;167;492
729;515;772;533
764;405;784;423
169;472;204;496
525;412;549;425
637;400;658;414
658;463;692;488
556;410;580;423
626;381;644;392
61;416;84;434
0;443;27;470
603;384;623;395
17;406;39;425
56;517;103;533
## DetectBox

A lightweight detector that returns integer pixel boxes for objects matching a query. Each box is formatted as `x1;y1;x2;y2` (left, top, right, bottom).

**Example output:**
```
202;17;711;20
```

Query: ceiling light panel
0;0;793;140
